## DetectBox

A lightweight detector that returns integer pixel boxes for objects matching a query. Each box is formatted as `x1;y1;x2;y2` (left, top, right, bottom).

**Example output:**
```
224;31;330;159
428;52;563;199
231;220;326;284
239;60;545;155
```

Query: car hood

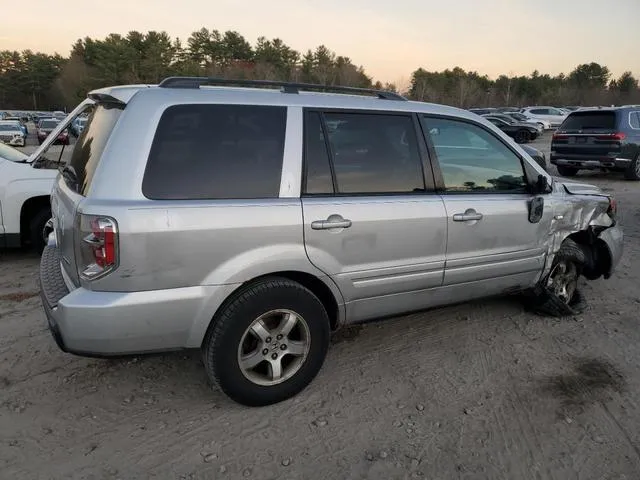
553;177;607;197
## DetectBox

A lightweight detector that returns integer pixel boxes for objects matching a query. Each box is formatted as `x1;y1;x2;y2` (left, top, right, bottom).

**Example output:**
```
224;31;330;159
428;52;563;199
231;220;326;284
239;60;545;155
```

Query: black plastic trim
157;76;407;101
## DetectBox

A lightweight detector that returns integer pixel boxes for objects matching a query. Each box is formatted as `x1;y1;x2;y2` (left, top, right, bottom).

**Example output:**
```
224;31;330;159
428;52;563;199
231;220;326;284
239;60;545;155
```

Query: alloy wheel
237;309;311;386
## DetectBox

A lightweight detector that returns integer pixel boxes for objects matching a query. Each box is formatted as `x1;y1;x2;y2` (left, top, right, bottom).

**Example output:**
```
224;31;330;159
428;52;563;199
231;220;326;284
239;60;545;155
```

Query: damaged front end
543;178;623;281
529;177;623;316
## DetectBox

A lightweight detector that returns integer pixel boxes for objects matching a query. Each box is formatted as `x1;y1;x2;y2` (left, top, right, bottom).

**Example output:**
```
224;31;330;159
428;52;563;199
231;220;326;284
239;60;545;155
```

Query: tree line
1;28;638;111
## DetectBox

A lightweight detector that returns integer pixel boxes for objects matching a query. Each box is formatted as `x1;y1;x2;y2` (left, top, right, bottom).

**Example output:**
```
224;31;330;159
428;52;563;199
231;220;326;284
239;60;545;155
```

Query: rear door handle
452;210;483;222
311;215;352;230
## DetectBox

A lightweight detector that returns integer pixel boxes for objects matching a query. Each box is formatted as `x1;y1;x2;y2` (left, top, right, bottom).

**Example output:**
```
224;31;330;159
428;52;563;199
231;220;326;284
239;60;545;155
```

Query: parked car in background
4;116;29;136
484;113;543;133
495;107;521;113
37;118;69;145
69;117;88;137
520;107;567;127
52;111;67;119
0;121;27;147
551;106;640;179
562;106;580;112
0;142;58;251
502;112;551;130
37;78;622;407
469;108;498;115
483;115;539;143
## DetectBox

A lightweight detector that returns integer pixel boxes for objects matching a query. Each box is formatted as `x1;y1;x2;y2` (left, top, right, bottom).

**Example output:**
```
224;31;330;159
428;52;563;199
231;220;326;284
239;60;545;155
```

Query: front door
301;110;447;322
420;116;552;296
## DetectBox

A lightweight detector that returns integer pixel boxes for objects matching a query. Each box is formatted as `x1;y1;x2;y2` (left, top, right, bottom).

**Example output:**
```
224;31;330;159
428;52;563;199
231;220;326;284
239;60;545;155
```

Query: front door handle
311;214;352;230
452;209;483;222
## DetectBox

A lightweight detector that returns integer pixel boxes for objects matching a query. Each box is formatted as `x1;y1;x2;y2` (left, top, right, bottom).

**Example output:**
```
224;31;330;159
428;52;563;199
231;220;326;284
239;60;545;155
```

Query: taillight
552;133;568;140
76;214;118;279
596;132;626;140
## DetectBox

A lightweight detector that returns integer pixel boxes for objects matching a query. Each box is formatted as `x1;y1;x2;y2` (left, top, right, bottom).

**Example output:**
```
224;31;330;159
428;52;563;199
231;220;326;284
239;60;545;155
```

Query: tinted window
323;113;424;194
487;118;506;126
143;104;286;200
423;117;526;193
560;111;617;131
0;123;20;131
303;112;334;194
629;112;640;129
529;109;547;115
67;104;123;195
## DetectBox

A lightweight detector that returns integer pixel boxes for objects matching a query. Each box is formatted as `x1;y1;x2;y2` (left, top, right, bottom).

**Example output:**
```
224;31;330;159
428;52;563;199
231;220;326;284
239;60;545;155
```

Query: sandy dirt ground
2;132;640;479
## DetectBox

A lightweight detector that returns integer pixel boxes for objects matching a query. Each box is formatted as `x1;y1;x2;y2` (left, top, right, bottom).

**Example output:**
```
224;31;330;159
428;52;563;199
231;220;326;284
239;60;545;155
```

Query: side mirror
530;174;549;194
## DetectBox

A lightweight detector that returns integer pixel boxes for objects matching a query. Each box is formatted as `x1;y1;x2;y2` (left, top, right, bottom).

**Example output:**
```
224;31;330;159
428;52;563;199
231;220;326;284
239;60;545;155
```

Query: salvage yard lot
2;133;640;479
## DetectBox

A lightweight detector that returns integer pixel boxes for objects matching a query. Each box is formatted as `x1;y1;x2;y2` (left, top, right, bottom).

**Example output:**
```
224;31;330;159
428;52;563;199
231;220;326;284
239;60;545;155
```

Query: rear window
142;104;287;200
67;104;123;195
560;111;617;131
40;120;59;129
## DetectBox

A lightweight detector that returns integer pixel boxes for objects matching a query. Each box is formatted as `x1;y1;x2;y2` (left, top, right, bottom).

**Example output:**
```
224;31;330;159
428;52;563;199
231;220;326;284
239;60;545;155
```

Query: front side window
143;104;287;200
422;117;527;193
321;112;424;194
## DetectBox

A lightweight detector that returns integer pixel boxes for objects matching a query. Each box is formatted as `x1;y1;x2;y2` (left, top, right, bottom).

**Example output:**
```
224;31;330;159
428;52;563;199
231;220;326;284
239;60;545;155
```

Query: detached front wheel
202;278;330;406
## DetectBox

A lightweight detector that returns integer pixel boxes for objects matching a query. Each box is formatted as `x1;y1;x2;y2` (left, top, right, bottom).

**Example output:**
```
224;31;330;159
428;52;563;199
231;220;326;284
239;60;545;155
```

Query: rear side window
560;112;617;131
322;112;424;194
143;104;287;200
629;112;640;130
67;104;123;195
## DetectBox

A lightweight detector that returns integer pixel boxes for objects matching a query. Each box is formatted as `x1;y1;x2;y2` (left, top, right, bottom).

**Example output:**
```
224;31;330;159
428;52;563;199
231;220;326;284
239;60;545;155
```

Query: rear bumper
598;224;624;278
39;246;238;356
550;154;631;170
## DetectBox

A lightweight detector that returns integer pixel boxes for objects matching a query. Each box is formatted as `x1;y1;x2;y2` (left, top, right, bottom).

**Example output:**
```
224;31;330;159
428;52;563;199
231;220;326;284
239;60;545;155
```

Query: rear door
301;110;447;322
420;116;552;293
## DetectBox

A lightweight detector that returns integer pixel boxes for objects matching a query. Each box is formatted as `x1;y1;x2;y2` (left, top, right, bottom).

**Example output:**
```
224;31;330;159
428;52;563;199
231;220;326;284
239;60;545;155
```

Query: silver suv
38;78;623;406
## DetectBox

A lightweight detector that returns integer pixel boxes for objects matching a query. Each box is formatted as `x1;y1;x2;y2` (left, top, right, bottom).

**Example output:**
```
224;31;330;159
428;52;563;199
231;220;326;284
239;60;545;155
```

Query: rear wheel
514;130;530;144
624;155;640;181
202;277;330;406
557;166;579;177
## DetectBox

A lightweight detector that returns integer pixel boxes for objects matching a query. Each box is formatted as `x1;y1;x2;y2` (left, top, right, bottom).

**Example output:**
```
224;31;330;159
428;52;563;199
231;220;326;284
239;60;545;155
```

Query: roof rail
157;76;407;101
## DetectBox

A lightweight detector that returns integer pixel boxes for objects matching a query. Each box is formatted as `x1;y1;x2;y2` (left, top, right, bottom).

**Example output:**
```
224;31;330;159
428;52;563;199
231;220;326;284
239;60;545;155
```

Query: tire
527;239;588;317
202;277;331;406
514;130;530;144
557;165;579;177
623;155;640;181
29;207;52;254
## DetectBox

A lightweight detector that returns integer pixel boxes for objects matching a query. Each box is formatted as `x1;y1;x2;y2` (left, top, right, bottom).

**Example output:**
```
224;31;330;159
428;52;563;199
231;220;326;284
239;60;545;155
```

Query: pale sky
2;0;639;85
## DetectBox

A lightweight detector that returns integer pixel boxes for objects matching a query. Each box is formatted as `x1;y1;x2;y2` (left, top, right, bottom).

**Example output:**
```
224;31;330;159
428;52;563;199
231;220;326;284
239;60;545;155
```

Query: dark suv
550;107;640;180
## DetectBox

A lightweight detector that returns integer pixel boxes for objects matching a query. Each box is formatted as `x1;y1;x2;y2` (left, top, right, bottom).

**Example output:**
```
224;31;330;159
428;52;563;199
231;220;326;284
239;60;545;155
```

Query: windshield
0;123;20;131
510;113;528;121
40;120;59;129
0;142;28;162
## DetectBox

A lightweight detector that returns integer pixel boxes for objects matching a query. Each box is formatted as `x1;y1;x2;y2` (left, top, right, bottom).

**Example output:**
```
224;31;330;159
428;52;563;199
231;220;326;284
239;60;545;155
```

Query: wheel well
20;196;51;244
566;230;611;279
259;271;340;331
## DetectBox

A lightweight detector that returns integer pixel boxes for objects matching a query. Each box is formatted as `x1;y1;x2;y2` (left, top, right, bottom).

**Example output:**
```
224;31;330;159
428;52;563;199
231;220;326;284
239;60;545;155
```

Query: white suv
0;143;57;251
520;107;567;128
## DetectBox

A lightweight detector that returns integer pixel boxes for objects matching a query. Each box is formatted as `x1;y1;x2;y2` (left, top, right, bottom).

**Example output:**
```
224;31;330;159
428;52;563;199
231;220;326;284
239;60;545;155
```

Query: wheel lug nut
271;353;278;360
280;344;287;350
262;349;268;355
276;334;283;340
266;337;272;343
